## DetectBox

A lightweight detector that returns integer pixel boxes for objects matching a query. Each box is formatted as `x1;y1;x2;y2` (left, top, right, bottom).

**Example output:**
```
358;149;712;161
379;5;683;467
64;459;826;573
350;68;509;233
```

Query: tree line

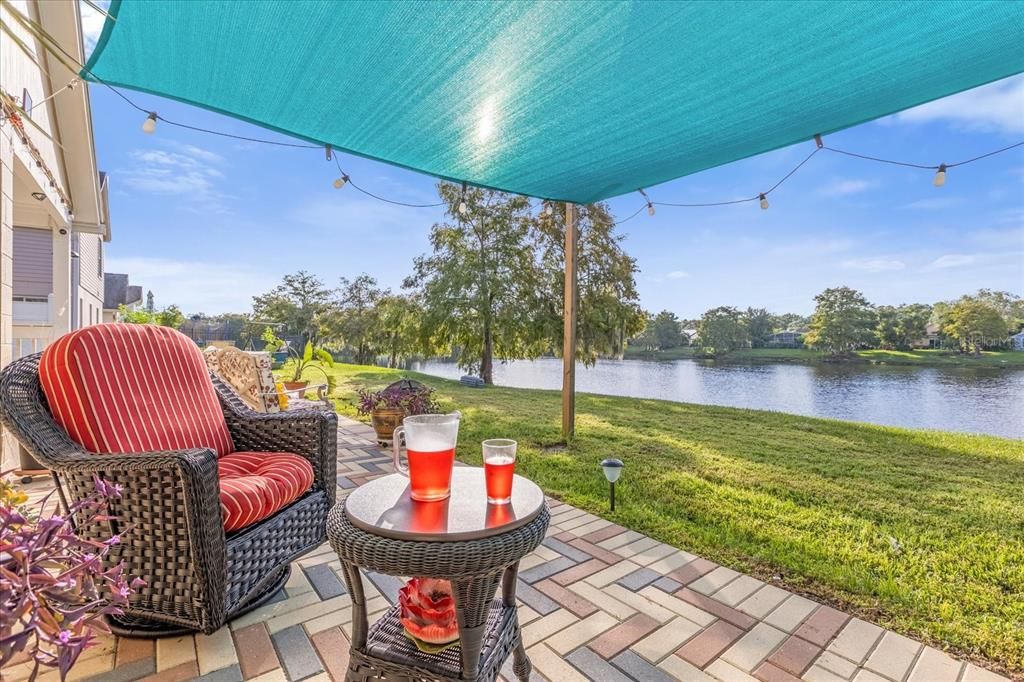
235;183;644;384
634;288;1023;357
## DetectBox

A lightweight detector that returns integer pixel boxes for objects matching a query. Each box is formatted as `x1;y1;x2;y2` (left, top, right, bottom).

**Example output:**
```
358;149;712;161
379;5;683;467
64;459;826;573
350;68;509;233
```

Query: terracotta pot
371;408;405;444
282;380;309;391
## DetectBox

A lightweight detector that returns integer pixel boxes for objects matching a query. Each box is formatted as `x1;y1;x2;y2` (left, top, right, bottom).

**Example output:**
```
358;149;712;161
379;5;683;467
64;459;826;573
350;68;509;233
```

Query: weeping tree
534;202;644;364
405;183;547;384
374;293;427;368
331;274;387;365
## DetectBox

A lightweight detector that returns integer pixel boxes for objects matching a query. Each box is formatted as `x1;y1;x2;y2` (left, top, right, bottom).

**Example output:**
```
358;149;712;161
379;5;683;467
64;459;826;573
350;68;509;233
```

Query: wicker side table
327;469;549;681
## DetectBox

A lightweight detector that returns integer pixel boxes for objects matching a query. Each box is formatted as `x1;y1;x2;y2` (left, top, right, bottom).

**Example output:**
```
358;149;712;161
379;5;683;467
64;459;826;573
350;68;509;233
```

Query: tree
629;312;658;350
895;303;931;349
406;184;545;384
650;310;683;350
804;287;876;354
773;313;809;331
942;299;1008;354
374;294;427;368
252;271;333;347
116;304;184;328
534;202;645;364
697;306;748;356
875;306;901;349
332;274;387;365
971;289;1024;333
744;307;774;348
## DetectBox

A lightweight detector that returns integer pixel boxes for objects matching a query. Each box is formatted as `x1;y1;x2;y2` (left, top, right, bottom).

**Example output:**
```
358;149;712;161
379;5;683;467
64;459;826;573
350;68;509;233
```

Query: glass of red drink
483;439;517;504
392;413;461;501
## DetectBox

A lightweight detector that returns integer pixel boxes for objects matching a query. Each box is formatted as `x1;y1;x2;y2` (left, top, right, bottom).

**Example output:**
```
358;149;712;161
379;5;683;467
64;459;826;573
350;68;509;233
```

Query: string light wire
333;157;444;208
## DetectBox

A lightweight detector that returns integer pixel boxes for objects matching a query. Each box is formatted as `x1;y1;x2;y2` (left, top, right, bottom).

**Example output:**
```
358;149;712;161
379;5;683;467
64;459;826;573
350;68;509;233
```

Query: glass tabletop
344;468;545;542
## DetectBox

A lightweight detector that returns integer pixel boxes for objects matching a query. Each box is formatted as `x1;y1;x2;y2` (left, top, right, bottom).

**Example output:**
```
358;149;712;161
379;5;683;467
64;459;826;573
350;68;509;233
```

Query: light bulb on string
333;174;348;189
638;188;654;216
933;164;947;187
142;112;157;134
545;203;553;217
759;193;769;210
459;182;468;215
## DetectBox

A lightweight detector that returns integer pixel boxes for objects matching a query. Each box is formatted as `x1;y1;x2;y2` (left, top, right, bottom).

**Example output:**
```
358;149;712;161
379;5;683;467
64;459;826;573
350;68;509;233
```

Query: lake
411;357;1024;439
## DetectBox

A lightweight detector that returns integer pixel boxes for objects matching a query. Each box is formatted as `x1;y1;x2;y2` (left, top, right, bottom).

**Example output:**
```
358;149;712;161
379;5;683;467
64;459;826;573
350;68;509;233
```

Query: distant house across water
1011;331;1024;351
766;330;804;348
912;323;942;349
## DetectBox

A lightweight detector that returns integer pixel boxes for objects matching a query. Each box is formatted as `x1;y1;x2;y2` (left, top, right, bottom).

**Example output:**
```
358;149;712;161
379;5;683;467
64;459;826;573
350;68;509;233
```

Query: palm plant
287;342;336;393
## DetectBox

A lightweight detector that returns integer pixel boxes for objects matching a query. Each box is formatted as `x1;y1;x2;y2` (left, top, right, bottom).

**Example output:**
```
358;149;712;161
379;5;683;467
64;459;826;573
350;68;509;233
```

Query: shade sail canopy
85;1;1024;203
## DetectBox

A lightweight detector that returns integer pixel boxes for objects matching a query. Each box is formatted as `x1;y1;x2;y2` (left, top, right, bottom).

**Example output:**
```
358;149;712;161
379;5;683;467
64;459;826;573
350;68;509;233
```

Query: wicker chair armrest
218;391;338;505
59;448;222;529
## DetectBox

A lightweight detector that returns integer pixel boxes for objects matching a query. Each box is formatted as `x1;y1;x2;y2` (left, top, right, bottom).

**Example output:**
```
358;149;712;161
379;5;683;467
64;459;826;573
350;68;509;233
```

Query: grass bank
624;346;1024;367
300;362;1024;674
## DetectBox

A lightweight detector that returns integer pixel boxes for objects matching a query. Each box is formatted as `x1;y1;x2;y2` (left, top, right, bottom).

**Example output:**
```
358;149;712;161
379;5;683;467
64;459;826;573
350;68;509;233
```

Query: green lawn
625;346;1024;367
300;362;1024;673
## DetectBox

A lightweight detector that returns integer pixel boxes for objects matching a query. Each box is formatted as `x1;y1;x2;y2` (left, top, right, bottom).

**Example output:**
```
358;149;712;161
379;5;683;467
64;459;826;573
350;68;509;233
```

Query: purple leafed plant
0;474;144;681
357;384;440;416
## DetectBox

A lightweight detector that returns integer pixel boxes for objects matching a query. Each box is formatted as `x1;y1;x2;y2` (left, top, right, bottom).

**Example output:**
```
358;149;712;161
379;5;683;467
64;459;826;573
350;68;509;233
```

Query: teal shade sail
85;1;1024;203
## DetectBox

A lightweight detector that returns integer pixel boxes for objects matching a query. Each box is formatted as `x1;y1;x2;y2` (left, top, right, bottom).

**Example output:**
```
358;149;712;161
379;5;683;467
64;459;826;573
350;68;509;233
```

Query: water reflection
411;358;1024;439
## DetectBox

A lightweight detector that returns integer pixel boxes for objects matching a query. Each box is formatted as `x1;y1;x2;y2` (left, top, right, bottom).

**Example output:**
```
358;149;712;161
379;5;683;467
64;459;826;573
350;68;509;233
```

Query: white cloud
106;257;270;314
841;257;906;273
79;0;110;56
118;143;232;212
817;179;876;197
926;254;976;270
886;74;1024;134
667;270;689;279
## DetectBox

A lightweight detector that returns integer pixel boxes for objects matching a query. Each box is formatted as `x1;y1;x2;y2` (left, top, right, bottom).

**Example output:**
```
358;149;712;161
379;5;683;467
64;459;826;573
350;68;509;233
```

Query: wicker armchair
0;351;338;636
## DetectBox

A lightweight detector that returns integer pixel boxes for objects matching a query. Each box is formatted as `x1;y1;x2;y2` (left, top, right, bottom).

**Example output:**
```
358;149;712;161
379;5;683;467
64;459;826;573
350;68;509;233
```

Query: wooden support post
562;202;577;440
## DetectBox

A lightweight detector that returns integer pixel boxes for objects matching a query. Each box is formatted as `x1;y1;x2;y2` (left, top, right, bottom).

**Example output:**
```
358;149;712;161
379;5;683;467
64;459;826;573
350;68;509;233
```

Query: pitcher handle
392;426;409;476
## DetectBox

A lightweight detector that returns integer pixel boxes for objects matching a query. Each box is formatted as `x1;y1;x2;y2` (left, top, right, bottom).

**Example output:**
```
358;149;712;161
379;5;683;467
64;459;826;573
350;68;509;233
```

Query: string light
142;112;157;134
934;163;947;187
638;188;655;215
333;174;349;189
459;182;468;215
759;193;769;210
545;203;554;217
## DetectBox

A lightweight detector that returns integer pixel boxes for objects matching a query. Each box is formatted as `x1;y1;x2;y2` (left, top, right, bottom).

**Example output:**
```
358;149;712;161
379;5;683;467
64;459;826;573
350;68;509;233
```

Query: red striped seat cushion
39;324;234;457
218;452;314;531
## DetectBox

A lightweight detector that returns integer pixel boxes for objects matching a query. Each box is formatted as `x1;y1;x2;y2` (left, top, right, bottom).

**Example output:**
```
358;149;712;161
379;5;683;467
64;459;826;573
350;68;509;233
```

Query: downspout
70;234;79;329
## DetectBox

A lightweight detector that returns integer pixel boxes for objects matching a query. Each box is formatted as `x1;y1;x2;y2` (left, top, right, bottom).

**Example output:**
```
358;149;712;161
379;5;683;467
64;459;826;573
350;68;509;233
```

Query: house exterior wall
1;0;107;471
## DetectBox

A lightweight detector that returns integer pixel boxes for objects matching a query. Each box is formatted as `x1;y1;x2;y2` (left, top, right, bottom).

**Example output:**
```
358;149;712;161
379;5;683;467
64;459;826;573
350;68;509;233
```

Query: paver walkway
5;416;1009;682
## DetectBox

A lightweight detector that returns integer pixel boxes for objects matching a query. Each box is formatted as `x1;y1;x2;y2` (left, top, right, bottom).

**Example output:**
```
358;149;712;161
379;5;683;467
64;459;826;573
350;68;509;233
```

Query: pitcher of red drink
393;412;461;501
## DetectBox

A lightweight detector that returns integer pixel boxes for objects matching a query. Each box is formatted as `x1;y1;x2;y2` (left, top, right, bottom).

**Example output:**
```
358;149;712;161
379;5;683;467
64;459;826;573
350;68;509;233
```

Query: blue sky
80;8;1023;318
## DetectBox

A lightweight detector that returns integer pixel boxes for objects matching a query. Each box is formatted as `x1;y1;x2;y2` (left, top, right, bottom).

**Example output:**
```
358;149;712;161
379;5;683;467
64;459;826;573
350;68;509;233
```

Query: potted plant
357;380;440;444
283;341;336;393
1;475;143;680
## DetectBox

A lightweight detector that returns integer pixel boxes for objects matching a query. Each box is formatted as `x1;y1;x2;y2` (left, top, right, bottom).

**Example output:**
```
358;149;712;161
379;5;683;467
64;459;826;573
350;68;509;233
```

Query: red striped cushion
39;324;234;457
218;452;314;531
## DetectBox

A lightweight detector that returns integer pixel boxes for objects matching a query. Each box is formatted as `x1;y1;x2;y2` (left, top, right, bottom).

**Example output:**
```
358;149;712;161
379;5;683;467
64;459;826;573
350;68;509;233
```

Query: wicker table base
327;476;549;682
349;600;520;682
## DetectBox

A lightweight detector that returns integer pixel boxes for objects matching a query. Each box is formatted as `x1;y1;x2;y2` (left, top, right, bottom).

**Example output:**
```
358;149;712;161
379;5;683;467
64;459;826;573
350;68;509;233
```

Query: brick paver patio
5;416;1009;682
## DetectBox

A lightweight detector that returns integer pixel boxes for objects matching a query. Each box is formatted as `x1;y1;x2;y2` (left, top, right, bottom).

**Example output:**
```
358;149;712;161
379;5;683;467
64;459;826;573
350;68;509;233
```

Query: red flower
398;578;459;645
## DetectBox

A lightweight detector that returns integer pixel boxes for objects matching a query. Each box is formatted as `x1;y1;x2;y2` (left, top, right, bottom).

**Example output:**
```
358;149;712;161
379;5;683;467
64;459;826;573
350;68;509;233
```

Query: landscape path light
601;458;624;511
